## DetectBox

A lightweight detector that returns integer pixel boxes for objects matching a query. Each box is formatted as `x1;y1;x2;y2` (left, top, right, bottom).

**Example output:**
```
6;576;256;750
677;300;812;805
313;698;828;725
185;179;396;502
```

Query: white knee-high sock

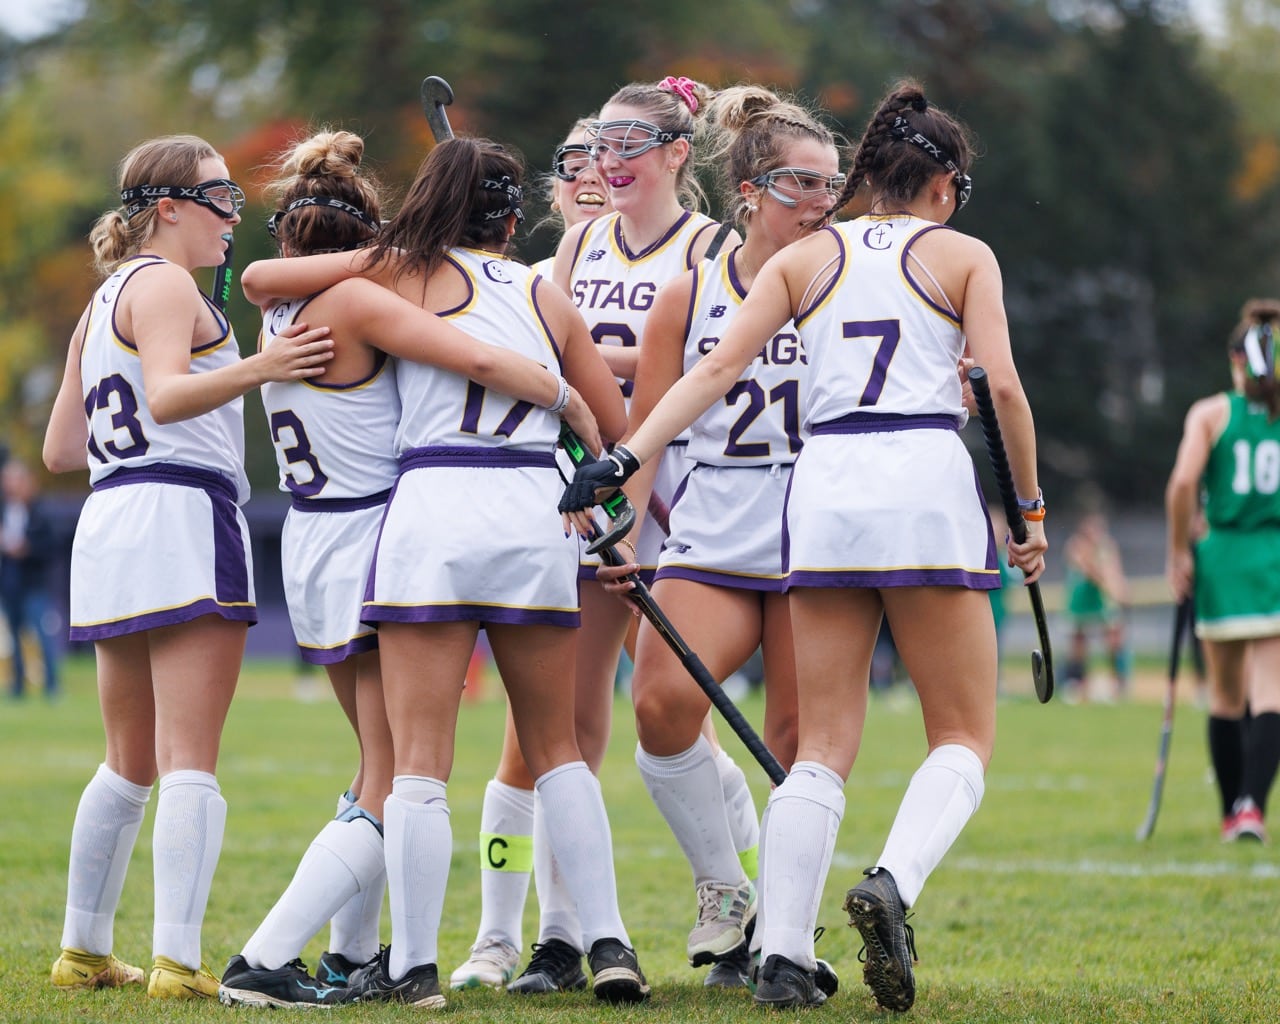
636;737;744;886
714;749;760;884
877;744;985;908
384;777;450;980
531;789;580;950
328;801;385;965
535;761;628;950
153;770;226;969
61;764;152;955
474;779;534;951
757;761;844;972
241;815;384;970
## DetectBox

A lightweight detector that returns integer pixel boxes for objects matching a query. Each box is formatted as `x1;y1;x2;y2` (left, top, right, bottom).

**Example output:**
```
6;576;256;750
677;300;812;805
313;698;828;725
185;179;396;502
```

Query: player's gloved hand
558;444;641;514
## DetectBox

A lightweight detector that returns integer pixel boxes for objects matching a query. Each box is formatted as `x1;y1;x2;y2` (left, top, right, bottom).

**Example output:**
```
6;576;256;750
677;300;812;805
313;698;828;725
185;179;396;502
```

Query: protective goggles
266;195;381;240
748;167;847;208
552;143;594;181
121;178;246;221
889;117;973;211
585;119;692;160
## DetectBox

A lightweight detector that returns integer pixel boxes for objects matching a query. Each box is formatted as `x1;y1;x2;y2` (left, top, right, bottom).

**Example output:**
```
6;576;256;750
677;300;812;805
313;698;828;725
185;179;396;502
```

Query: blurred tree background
2;0;1279;508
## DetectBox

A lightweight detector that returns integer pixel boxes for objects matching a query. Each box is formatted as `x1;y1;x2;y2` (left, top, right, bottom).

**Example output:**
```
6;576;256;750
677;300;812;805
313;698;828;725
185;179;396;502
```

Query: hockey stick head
584;496;636;554
421;76;455;142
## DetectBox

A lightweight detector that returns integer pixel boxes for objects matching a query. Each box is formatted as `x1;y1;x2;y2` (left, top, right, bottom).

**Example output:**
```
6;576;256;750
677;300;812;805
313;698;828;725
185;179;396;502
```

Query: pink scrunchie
659;75;699;114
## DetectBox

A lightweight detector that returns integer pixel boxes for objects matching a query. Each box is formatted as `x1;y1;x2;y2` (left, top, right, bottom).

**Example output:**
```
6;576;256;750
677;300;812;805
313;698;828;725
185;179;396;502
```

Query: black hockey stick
421;75;455;143
967;366;1054;702
1136;596;1193;841
211;233;234;312
563;430;787;785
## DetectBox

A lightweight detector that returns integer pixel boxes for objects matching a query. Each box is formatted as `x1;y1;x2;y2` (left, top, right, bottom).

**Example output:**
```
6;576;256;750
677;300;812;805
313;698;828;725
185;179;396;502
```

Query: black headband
266;194;381;239
889;116;973;211
120;179;245;221
475;175;525;224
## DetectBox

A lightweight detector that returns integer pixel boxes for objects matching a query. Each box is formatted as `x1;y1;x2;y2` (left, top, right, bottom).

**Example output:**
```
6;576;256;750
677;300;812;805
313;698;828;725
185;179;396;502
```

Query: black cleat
315;950;362;987
346;946;445;1008
845;867;917;1012
587;937;651;1004
753;954;827;1009
704;939;753;989
217;955;352;1007
505;939;587;995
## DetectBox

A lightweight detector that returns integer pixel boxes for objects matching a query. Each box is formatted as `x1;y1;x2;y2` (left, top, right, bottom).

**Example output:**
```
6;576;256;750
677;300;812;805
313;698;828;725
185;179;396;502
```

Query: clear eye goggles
121;178;246;221
552;143;593;182
585;118;692;161
748;167;847;208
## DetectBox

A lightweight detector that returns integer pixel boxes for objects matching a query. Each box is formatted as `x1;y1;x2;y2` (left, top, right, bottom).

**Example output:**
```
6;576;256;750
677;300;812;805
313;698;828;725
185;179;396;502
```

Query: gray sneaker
688;879;756;966
346;947;445;1008
844;867;917;1012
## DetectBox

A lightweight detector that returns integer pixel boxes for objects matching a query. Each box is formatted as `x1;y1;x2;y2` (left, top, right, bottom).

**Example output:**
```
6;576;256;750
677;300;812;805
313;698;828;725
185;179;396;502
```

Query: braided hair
835;79;973;215
703;84;837;229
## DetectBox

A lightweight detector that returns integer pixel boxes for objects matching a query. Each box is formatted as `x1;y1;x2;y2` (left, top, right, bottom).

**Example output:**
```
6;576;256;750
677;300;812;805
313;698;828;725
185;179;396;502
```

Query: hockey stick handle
211;234;234;312
562;428;786;784
1136;596;1193;840
967;367;1027;544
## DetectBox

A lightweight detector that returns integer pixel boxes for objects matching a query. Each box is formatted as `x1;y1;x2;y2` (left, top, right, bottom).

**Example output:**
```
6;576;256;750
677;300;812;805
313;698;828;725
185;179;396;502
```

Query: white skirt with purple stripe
783;418;999;590
363;446;579;628
282;494;387;664
654;462;791;592
69;465;255;640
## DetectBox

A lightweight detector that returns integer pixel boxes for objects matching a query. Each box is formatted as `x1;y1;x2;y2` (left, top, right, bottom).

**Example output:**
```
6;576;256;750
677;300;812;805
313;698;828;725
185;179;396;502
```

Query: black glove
558;444;641;513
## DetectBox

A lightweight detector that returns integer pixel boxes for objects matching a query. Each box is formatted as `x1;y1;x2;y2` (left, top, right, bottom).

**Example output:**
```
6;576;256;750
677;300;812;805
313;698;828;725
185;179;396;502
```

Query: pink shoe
1229;797;1267;843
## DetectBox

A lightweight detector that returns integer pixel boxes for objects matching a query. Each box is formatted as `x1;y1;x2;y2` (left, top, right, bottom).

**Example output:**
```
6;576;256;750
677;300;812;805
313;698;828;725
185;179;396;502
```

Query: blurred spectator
1;458;61;698
1063;509;1131;701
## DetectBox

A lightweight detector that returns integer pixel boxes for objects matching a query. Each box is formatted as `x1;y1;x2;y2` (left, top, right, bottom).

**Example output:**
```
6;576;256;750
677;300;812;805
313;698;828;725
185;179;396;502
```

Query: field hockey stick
211;233;234;311
967;366;1054;703
558;423;637;550
1136;596;1193;841
421;75;455;142
563;432;787;785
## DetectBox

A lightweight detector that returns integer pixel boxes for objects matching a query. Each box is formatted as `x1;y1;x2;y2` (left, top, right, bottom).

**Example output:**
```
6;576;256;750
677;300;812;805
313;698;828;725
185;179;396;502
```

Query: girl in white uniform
598;85;842;990
43;134;334;999
331;136;643;1008
561;81;1047;1013
220;130;603;1008
450;117;616;992
503;75;742;996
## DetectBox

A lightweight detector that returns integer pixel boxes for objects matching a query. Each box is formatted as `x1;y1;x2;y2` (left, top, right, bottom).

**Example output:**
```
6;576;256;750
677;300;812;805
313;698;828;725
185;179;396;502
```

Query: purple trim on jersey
685;220;719;269
398;446;557;472
615;210;692;262
194;292;233;354
362;602;579;629
683;262;702;340
780;460;796;579
292;489;391;513
309;350;390;391
299;632;379;665
654;565;786;592
786;566;1000;590
794;226;845;325
726;249;750;301
437;253;476;317
901;224;961;324
69;597;256;642
809;412;961;436
530;278;564;365
108;258;166;352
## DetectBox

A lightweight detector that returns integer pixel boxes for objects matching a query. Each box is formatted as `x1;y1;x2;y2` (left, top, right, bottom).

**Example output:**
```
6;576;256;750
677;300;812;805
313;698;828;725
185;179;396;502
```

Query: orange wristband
1022;506;1047;522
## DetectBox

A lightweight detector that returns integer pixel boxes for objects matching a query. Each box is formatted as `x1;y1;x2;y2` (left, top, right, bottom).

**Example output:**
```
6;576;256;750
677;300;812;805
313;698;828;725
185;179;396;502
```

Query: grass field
2;654;1277;1023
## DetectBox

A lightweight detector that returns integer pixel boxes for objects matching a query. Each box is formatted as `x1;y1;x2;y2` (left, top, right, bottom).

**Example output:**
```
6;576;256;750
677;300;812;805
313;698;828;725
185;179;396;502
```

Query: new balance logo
709;305;727;318
585;249;607;262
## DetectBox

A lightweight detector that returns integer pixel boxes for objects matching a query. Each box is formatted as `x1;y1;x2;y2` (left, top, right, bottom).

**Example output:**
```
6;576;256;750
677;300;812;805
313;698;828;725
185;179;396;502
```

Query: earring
746;203;758;214
168;214;179;223
550;200;561;213
941;195;949;204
